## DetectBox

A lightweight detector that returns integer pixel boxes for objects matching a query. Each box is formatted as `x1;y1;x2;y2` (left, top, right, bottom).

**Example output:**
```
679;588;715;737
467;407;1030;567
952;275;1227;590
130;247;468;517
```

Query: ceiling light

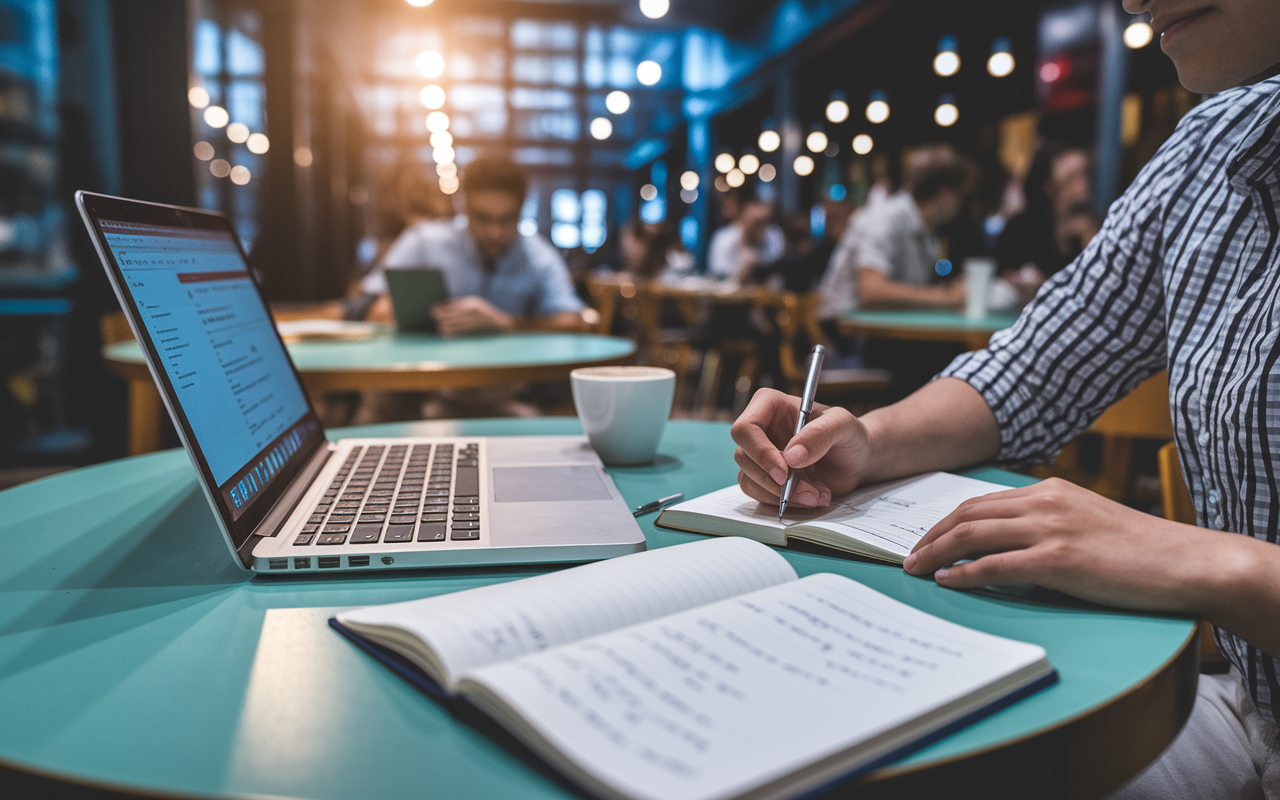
806;130;828;153
793;155;814;176
589;117;613;140
725;168;745;187
636;60;662;86
738;154;759;175
826;91;849;124
426;111;450;132
605;90;631;114
640;183;658;201
714;152;736;173
758;130;780;152
852;134;873;155
934;95;958;127
188;86;209;109
1124;20;1153;48
416;50;445;78
988;37;1015;77
865;92;889;124
203;105;229;128
680;171;699;191
421;85;446;109
246;133;269;154
933;36;960;77
226;122;249;143
638;0;669;19
758;163;777;183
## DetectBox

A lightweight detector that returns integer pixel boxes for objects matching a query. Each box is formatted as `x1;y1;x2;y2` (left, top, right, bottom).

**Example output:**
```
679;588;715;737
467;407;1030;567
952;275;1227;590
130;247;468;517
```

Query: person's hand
366;294;394;323
903;477;1235;614
730;388;872;509
431;296;514;337
940;278;967;308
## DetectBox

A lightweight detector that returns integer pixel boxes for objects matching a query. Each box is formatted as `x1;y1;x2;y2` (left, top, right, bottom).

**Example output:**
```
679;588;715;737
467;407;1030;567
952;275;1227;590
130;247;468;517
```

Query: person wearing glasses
363;156;584;336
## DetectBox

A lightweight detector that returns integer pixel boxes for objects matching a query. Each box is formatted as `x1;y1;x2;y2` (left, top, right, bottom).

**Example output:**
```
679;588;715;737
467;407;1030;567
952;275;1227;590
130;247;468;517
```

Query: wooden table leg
128;378;163;455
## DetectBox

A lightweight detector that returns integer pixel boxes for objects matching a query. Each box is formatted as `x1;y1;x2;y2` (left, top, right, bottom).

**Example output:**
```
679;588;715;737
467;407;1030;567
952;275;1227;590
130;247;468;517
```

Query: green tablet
385;268;449;333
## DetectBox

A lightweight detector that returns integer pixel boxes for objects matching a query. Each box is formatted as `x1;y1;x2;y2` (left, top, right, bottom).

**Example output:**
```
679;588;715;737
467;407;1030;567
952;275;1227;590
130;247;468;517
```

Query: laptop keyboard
291;442;481;547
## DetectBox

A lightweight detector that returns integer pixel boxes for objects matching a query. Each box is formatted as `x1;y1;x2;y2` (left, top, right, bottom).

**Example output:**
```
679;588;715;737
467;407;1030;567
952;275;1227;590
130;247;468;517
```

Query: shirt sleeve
706;228;738;278
939;118;1201;467
851;208;895;275
361;226;428;294
528;238;585;315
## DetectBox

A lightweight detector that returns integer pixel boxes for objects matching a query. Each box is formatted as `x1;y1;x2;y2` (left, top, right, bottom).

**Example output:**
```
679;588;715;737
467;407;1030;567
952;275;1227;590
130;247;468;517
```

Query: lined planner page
464;572;1046;800
807;472;1008;558
337;537;797;689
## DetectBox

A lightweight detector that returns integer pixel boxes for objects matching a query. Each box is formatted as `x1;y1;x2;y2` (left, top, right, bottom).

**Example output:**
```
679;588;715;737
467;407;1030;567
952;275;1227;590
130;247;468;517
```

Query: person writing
363;156;584;336
733;0;1280;795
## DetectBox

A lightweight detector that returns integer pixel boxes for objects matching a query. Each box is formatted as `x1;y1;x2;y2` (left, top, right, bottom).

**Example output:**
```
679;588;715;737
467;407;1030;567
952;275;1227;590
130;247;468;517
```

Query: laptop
385;267;449;333
77;191;645;573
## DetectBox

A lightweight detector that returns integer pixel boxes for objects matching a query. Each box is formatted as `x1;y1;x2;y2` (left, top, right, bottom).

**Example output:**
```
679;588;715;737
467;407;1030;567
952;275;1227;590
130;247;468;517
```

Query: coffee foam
572;366;674;380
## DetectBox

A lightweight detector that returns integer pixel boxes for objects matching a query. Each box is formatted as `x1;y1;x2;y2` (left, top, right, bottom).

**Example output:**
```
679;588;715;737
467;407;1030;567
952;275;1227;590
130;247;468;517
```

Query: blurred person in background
707;195;785;283
616;218;695;280
994;143;1094;300
364;156;584;336
748;200;853;292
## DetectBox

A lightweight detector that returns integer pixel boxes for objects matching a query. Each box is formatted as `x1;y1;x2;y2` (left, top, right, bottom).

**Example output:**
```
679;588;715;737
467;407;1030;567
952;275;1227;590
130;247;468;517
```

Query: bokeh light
933;50;960;77
188;86;209;109
934;97;959;127
758;163;777;182
229;165;251;185
421;85;446;109
865;99;889;124
636;60;662;86
758;130;781;152
726;168;745;187
852;134;874;154
426;111;450;132
826;100;849;124
226;122;249;143
1124;21;1153;48
246;133;269;154
193;141;215;161
714;152;736;173
639;0;669;19
589;117;613;140
210;158;231;178
988;51;1015;77
640;183;658;201
605;90;631;114
203;105;229;128
680;171;700;191
793;155;814;176
430;131;453;148
739;154;760;175
806;131;828;153
416;50;445;78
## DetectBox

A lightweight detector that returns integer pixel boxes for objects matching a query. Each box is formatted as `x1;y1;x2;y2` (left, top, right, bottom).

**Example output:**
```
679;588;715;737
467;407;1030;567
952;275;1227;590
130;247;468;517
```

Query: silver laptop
76;191;645;573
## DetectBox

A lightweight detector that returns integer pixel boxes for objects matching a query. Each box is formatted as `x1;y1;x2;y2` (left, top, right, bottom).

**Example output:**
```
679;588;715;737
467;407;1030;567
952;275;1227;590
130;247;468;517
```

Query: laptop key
383;525;414;543
454;496;480;506
422;505;447;514
450;529;480;541
452;512;479;522
301;524;320;533
350;524;382;544
357;514;385;523
294;534;315;545
317;533;347;545
420;514;447;523
322;523;350;533
390;515;416;525
451;520;480;530
417;523;446;542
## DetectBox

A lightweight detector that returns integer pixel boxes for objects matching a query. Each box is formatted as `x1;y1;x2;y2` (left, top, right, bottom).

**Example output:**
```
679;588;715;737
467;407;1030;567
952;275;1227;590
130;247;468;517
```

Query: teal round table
837;310;1021;351
103;333;636;455
0;420;1197;800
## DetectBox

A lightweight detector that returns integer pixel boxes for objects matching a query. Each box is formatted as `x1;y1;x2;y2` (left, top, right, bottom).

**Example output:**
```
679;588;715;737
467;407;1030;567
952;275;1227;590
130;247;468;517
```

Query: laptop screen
81;194;324;545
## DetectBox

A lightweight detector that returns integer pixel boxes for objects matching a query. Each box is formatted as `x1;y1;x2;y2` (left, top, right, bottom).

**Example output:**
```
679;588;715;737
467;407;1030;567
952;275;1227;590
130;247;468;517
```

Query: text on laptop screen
99;219;313;514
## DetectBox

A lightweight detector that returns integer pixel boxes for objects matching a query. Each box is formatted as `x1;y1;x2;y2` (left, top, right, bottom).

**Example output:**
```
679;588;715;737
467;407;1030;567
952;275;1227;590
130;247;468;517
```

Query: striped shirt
942;74;1280;732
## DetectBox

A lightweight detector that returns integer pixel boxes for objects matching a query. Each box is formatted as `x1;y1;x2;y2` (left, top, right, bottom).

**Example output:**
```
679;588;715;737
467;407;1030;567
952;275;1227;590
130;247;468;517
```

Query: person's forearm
1192;531;1280;659
859;377;1001;482
858;268;960;309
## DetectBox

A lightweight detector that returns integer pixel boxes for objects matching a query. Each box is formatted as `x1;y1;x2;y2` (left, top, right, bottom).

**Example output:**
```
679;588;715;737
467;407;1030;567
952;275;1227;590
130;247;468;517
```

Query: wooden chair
1158;441;1228;674
757;291;892;401
585;274;633;336
1032;372;1175;502
632;280;695;397
101;310;164;455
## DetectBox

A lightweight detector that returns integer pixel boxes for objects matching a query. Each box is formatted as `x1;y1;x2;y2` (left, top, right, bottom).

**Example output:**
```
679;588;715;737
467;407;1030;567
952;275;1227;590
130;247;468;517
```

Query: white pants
1109;670;1280;800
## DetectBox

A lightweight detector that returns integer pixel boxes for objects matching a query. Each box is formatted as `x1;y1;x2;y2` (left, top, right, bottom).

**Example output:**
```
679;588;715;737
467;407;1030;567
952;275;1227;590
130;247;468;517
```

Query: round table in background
103;332;636;455
1;419;1197;800
838;309;1021;351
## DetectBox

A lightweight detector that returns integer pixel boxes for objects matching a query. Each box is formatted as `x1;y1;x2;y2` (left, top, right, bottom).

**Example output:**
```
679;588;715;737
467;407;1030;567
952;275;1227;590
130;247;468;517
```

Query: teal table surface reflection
0;419;1195;799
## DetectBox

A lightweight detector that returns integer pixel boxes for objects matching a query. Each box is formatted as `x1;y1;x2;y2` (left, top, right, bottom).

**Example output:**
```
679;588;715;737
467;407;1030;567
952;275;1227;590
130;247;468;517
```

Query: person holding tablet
363;156;584;337
732;0;1280;795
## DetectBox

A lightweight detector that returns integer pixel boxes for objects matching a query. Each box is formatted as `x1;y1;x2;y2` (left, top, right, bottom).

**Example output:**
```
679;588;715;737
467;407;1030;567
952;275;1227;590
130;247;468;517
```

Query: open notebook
656;472;1010;564
331;537;1055;800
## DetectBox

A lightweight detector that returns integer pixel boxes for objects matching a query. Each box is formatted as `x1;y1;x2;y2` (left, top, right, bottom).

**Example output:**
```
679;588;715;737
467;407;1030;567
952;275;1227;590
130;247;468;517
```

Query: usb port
318;556;341;569
294;557;311;569
348;555;370;568
268;559;288;570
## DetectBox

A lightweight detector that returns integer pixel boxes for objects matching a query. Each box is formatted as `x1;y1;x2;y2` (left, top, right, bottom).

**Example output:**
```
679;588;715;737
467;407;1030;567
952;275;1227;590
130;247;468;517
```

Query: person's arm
857;267;965;309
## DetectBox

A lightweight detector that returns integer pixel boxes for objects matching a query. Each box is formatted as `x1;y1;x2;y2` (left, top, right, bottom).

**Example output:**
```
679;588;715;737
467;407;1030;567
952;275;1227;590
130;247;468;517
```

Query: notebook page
801;472;1009;558
463;572;1046;800
336;537;797;689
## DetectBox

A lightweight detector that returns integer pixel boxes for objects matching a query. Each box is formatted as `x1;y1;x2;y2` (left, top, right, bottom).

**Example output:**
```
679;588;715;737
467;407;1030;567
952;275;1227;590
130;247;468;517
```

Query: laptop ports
318;556;341;569
268;559;288;570
348;555;370;568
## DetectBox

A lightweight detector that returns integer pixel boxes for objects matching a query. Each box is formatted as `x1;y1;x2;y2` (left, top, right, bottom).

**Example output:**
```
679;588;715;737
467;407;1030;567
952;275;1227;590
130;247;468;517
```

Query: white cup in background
571;366;676;466
963;257;996;320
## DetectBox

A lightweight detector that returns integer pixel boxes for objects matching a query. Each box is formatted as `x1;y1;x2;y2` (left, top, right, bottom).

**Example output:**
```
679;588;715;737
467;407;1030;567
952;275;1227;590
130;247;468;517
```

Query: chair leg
694;349;722;418
1095;435;1134;501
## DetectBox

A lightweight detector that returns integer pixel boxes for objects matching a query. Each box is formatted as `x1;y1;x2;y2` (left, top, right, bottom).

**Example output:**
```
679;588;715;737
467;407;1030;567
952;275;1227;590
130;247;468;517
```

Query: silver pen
778;344;825;521
633;493;684;517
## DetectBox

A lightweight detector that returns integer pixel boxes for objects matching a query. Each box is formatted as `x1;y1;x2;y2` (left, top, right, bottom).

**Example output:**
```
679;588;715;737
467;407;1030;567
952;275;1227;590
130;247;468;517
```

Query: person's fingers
932;550;1041;589
731;390;797;485
734;447;783;497
911;486;1042;553
903;517;1036;575
738;471;780;506
781;405;856;470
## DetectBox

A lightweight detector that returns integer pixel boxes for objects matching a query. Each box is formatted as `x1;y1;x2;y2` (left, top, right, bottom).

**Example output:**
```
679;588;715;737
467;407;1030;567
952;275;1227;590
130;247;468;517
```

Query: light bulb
188;86;210;109
935;101;959;127
229;165;251;185
758;163;777;183
203;105;229;128
226;122;249;143
589;117;613;140
1124;21;1153;48
421;85;446;109
725;168;745;188
714;152;736;173
640;184;658;201
430;131;453;148
680;171;699;191
636;60;662;86
416;50;445;78
793;155;814;176
826;100;849;124
933;50;960;77
758;130;781;152
806;131;828;153
246;133;269;154
739;154;760;175
605;90;631;114
987;51;1015;77
638;0;669;19
852;134;874;155
426;111;450;133
866;99;889;124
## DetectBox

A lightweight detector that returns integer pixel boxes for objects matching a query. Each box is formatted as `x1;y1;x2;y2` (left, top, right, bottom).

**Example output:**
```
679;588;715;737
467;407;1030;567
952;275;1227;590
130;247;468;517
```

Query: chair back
1088;372;1174;439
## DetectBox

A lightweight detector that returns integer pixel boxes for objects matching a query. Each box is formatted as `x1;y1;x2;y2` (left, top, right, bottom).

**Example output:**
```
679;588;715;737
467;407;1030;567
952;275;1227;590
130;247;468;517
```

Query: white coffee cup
570;366;675;466
964;257;996;320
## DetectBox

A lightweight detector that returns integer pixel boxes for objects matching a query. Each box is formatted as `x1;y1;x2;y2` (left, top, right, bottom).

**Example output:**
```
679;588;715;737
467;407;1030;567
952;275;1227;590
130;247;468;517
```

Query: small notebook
656;472;1009;564
331;537;1054;800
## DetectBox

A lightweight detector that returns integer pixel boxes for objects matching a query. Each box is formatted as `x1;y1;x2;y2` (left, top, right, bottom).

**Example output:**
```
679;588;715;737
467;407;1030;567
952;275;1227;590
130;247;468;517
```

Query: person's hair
910;154;977;203
463;156;528;203
1022;141;1089;214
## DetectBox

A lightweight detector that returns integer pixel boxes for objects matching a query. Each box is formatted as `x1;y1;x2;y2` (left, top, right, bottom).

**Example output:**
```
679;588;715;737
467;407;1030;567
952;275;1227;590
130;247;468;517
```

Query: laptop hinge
237;443;335;567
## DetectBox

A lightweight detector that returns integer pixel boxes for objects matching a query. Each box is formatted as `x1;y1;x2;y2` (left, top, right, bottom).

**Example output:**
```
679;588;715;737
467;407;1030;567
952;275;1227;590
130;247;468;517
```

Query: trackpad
493;465;612;502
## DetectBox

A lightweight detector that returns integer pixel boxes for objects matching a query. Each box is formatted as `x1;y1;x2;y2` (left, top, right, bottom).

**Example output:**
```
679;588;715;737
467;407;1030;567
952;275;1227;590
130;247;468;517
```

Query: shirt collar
1226;75;1280;193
